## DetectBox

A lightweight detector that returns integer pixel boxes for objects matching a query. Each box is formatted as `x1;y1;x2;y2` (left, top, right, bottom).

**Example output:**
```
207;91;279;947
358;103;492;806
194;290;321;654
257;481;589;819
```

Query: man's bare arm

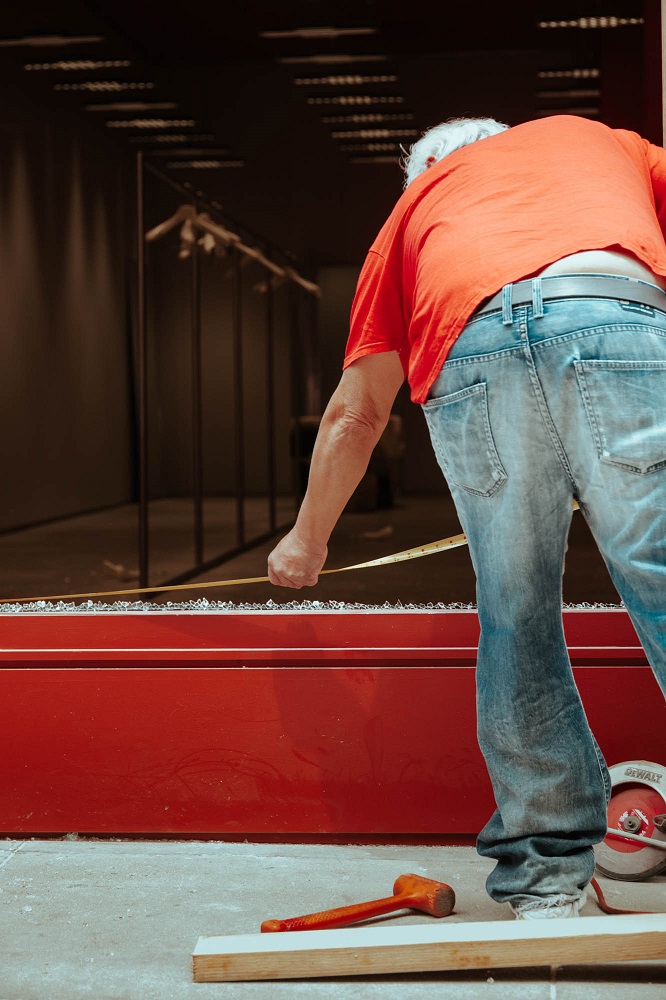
268;351;405;588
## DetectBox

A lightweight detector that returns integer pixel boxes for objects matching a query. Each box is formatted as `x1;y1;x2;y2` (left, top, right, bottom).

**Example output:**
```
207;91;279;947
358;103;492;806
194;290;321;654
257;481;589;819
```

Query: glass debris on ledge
0;598;623;614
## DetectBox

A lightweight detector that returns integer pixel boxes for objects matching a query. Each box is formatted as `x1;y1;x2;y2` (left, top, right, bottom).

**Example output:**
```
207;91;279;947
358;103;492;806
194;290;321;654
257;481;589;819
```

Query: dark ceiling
0;2;660;266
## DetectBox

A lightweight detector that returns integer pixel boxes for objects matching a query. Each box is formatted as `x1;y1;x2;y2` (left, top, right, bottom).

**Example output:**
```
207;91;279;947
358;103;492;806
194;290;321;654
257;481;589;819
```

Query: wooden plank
192;914;666;982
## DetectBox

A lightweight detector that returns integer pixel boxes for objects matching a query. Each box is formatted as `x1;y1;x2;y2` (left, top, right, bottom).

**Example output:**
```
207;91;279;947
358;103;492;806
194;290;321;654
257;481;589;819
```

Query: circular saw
594;760;666;881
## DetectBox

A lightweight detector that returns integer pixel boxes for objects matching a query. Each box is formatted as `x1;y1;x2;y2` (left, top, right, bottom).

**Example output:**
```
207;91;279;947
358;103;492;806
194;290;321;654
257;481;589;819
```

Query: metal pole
134;158;315;582
232;246;245;546
288;282;303;512
191;200;204;567
136;151;149;589
307;289;321;416
265;277;277;533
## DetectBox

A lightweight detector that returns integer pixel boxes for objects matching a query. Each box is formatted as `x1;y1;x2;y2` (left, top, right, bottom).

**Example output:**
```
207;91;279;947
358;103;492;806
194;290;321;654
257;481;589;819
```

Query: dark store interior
0;1;661;604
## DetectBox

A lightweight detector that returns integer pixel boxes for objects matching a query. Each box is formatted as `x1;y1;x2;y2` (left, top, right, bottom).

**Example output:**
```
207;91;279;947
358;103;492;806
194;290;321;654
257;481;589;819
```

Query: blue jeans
422;275;666;907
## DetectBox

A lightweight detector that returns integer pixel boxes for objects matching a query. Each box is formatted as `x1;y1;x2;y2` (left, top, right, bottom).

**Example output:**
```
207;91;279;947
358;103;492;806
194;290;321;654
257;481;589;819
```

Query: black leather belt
474;273;666;317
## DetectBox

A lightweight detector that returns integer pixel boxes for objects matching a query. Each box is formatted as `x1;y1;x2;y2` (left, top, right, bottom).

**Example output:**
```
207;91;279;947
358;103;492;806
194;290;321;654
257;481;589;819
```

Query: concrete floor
2;840;665;1000
0;496;296;603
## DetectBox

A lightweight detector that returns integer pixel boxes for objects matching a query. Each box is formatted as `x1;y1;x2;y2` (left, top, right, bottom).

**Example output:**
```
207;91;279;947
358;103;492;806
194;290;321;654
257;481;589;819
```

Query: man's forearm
293;413;383;548
267;352;404;589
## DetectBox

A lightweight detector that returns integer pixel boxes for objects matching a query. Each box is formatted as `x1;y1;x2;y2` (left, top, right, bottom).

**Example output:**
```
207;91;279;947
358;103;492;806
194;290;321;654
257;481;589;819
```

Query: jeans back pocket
422;381;507;497
574;359;666;474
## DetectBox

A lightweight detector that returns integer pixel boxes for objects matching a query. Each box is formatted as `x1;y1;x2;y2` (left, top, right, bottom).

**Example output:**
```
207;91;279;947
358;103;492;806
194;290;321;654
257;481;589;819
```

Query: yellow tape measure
0;501;579;604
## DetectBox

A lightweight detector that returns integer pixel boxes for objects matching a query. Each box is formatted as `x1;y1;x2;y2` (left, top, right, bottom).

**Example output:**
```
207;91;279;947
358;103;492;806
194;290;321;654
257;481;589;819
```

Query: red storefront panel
0;609;662;836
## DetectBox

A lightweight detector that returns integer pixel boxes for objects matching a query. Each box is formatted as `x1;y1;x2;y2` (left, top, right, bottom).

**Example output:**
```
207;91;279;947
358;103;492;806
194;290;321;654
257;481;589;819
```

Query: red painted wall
1;610;663;837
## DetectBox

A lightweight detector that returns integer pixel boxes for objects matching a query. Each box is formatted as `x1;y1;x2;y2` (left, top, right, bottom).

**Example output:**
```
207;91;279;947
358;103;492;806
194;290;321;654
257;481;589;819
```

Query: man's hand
268;529;328;589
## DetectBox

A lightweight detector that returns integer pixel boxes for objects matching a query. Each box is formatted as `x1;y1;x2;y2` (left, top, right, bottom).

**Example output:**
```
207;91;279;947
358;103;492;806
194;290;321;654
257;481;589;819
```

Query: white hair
402;116;510;188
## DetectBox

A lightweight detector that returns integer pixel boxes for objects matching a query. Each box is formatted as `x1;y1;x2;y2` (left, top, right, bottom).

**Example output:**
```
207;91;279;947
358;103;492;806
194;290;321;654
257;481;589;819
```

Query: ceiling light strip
307;95;405;106
55;81;155;92
25;59;131;71
279;54;388;65
349;155;399;164
341;141;403;152
537;69;600;79
106;119;196;129
260;27;377;40
149;148;230;157
86;102;178;112
332;128;418;139
0;35;104;48
322;113;415;123
536;89;601;99
128;133;214;144
536;108;600;117
166;160;244;169
294;74;397;86
538;16;643;29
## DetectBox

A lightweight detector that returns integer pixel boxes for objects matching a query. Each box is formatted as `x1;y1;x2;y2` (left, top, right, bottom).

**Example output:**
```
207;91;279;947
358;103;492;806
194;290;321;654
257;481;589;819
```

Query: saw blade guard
594;760;666;881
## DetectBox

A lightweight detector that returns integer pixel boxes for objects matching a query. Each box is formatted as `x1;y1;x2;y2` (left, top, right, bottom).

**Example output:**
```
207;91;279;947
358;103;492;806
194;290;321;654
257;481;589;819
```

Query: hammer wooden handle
262;895;413;932
261;874;455;932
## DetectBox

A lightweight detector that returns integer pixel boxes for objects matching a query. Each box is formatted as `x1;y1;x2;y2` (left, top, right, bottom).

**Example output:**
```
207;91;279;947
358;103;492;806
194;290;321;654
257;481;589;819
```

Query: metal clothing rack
135;153;319;591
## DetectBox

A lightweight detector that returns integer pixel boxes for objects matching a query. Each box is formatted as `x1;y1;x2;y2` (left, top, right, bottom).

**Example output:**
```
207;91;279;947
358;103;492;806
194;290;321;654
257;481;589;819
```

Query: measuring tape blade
0;501;579;605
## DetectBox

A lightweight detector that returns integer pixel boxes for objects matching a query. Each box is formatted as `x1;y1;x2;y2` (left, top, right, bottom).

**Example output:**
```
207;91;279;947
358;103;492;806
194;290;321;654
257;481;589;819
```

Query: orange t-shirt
343;115;666;403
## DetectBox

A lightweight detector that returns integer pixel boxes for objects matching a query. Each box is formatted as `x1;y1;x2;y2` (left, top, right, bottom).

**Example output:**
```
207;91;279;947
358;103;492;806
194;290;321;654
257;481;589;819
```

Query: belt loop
502;283;514;326
532;276;544;319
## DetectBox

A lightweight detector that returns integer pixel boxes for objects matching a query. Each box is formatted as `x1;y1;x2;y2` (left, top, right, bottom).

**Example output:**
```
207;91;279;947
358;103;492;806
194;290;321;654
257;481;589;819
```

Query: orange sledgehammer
261;874;455;932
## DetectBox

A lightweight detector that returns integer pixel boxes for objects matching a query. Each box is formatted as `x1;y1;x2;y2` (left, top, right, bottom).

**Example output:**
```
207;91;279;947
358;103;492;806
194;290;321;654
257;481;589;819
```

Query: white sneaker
512;892;586;920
